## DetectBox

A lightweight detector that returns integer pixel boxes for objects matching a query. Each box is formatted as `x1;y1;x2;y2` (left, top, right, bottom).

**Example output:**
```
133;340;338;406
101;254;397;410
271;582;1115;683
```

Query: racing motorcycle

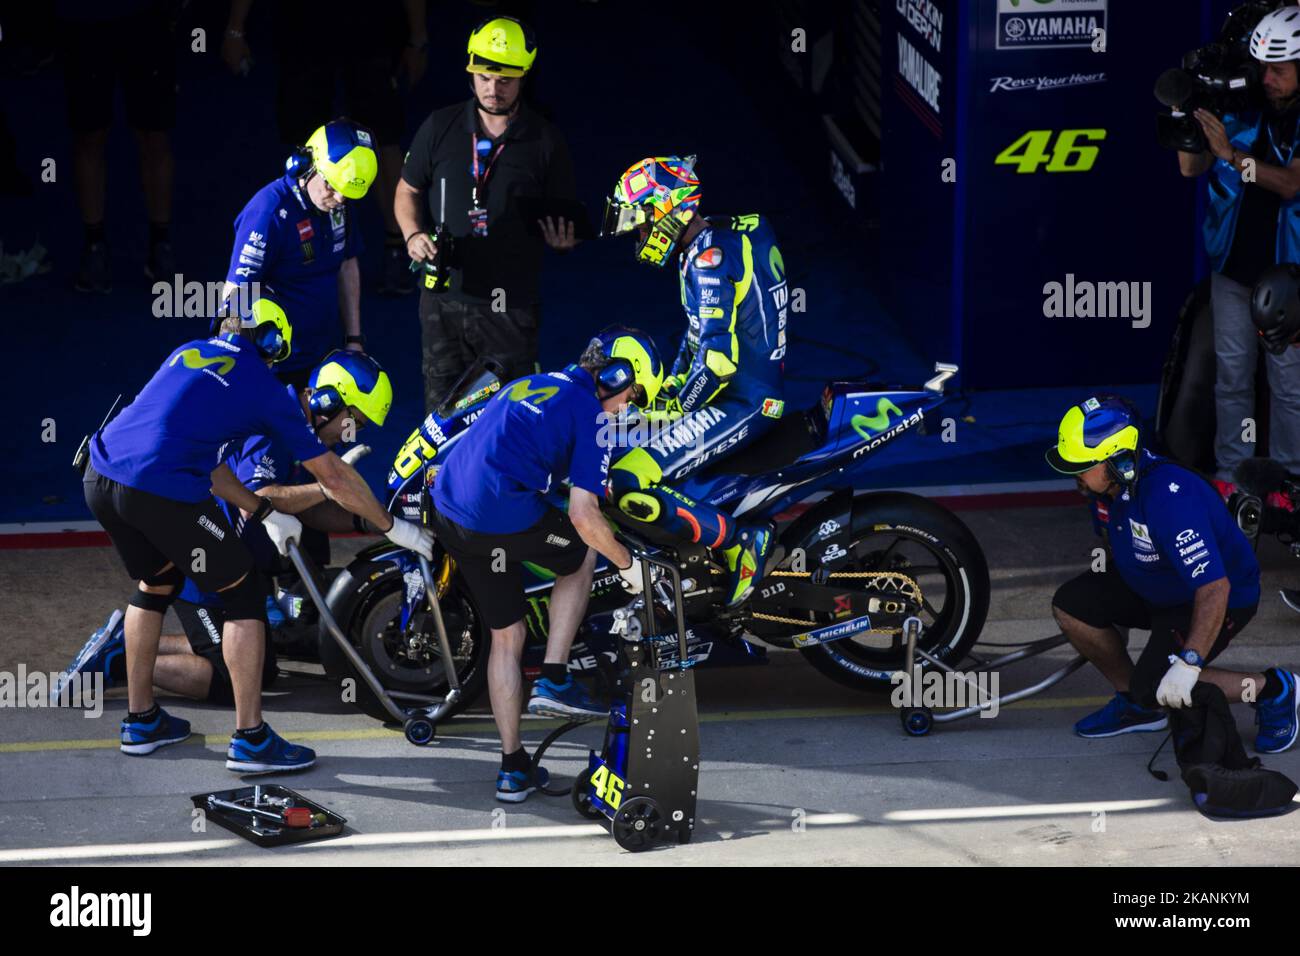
316;359;991;723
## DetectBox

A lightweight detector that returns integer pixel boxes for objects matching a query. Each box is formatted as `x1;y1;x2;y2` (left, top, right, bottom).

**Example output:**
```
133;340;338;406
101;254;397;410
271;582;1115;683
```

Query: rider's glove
262;511;303;557
1156;655;1201;709
340;444;371;466
386;516;435;560
659;374;685;401
618;556;646;595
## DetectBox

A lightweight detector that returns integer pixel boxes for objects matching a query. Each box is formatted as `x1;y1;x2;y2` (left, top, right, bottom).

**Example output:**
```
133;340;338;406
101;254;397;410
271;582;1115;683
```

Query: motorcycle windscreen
435;358;506;418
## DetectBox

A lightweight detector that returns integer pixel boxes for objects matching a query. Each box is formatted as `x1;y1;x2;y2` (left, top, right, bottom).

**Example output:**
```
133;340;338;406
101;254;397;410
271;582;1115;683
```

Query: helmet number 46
995;129;1106;174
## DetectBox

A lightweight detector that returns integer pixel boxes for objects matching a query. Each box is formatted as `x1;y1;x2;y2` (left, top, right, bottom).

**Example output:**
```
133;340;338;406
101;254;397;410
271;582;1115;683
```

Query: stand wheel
611;797;664;852
901;707;933;737
404;717;436;746
571;768;603;820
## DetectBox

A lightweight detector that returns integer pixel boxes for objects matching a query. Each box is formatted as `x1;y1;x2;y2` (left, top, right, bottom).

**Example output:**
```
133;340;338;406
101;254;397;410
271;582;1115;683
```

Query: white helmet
1251;5;1300;62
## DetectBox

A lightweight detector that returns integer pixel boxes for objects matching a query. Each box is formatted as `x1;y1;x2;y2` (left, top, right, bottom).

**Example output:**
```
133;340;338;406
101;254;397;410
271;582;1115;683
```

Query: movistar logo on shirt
502;378;560;415
170;348;235;387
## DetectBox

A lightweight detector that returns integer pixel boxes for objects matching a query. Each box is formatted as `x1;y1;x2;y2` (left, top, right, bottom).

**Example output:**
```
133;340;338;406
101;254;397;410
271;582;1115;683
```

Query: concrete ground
3;504;1300;866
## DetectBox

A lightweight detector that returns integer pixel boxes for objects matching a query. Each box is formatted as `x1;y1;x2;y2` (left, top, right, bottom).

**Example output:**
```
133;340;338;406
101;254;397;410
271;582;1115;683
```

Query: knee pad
129;588;177;614
218;572;267;622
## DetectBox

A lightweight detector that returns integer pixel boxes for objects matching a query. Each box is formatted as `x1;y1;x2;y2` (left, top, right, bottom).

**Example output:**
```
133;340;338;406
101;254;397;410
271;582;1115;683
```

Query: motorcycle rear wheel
795;493;989;692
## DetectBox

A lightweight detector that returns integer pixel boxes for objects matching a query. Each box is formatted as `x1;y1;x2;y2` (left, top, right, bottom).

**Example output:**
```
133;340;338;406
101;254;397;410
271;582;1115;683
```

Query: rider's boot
722;522;775;607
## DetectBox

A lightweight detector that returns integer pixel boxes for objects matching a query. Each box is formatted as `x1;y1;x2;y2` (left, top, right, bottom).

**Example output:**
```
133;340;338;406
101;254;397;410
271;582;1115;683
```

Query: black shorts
1053;569;1258;709
173;598;278;706
61;7;177;133
84;465;253;593
430;506;590;630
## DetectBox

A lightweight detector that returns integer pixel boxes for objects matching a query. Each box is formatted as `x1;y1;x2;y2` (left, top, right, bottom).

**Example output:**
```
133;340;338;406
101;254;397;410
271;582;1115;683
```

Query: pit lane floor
4;504;1300;867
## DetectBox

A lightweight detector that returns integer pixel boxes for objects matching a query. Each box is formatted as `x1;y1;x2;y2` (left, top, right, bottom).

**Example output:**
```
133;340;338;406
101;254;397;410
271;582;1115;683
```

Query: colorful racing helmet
304;121;378;200
243;291;293;364
588;326;664;408
602;156;701;268
467;16;537;77
308;350;393;427
1046;395;1142;484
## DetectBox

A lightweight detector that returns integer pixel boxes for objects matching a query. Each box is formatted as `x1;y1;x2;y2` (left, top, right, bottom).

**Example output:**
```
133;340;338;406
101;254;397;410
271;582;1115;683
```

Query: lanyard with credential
470;133;506;210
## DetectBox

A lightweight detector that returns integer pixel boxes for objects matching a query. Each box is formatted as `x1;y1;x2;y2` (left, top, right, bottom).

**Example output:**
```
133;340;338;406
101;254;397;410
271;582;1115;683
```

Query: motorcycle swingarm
749;577;917;620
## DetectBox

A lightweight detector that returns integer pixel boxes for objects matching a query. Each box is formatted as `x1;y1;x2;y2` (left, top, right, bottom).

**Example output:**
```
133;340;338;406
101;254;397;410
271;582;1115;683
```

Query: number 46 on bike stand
995;129;1107;174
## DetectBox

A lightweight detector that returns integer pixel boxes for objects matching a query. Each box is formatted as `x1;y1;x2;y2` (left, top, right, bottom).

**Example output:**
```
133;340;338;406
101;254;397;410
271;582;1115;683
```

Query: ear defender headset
306;351;393;429
246;293;292;364
595;358;636;396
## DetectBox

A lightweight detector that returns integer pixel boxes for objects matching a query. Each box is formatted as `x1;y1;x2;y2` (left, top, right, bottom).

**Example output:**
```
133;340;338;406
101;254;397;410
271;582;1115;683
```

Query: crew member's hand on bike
618;555;646;595
385;515;435;560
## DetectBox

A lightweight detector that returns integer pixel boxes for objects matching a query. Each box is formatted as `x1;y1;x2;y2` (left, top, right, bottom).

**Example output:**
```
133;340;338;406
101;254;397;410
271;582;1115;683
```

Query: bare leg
216;573;265;730
72;129;108;226
1053;605;1134;692
152;650;214;700
543;549;597;665
132;128;173;225
488;620;527;753
124;567;176;713
1199;667;1268;703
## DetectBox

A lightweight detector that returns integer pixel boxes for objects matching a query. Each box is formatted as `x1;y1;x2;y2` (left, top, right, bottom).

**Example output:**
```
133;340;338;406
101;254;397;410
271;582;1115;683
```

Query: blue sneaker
1074;693;1168;738
57;609;125;700
496;764;550;803
1255;670;1300;754
527;677;606;720
120;707;192;755
226;723;316;773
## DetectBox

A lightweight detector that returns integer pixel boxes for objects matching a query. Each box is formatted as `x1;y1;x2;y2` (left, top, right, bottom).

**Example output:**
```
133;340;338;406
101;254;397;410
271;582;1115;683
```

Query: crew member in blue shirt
83;300;430;770
430;328;663;801
1047;395;1299;753
66;351;394;721
222;119;377;390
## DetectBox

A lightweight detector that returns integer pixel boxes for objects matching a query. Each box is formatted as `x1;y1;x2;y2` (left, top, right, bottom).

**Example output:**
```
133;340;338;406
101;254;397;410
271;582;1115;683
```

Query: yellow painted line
0;696;1113;755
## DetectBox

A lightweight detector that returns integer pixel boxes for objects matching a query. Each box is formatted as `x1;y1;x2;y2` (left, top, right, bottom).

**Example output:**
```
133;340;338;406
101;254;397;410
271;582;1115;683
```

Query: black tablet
517;197;598;240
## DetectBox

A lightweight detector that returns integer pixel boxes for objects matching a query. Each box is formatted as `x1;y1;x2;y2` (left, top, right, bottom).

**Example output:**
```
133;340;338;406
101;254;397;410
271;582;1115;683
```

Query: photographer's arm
1241;155;1300;200
1178;150;1214;177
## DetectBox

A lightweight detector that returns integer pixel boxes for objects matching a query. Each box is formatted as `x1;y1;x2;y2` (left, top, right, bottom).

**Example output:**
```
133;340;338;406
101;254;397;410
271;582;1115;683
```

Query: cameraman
394;16;578;412
1180;6;1300;502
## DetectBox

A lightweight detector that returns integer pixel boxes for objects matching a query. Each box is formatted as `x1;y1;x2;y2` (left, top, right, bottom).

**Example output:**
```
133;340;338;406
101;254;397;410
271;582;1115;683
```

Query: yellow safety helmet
467;16;537;77
304;121;378;200
308;350;394;427
1046;395;1142;484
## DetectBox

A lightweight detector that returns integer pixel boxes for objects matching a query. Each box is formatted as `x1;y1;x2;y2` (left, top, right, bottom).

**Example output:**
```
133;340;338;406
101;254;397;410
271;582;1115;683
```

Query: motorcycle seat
696;408;824;478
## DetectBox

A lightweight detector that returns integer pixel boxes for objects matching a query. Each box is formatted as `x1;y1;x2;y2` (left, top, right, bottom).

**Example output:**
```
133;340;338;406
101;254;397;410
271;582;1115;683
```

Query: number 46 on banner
995;129;1107;174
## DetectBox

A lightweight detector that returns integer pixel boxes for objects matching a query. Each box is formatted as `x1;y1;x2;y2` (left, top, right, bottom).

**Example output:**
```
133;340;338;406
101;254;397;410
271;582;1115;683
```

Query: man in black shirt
1180;6;1300;502
395;16;578;411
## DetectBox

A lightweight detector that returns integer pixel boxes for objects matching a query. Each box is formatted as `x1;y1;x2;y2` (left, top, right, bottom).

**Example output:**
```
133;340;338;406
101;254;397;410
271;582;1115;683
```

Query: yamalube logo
997;0;1107;51
50;886;152;936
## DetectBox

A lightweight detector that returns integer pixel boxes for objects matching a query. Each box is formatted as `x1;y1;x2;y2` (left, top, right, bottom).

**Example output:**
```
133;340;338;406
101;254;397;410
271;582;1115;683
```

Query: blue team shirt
1095;451;1260;609
434;366;611;534
225;174;363;375
90;335;327;503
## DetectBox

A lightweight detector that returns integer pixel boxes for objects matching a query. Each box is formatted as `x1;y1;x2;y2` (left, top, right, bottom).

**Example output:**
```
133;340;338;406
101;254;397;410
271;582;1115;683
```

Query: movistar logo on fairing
851;398;903;438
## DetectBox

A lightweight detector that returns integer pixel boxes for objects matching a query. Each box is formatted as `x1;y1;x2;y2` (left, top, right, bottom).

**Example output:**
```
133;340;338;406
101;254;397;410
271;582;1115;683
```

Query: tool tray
190;785;347;848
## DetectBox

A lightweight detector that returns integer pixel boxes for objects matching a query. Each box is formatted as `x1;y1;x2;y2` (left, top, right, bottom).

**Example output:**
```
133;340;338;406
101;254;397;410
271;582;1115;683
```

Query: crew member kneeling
1047;395;1299;752
83;300;430;770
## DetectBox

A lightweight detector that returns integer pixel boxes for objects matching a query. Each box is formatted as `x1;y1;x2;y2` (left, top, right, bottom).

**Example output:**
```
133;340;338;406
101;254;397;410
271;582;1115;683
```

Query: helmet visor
601;199;649;238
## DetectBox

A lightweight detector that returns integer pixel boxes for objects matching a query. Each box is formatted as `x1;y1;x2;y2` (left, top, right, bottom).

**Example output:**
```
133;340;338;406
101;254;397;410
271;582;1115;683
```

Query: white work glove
1156;655;1201;709
617;556;645;595
262;511;303;557
340;444;371;466
385;516;435;560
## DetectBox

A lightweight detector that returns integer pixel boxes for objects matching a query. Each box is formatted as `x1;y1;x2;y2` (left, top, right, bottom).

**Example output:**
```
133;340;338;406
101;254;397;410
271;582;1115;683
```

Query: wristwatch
1178;649;1206;668
250;498;274;525
345;334;366;347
